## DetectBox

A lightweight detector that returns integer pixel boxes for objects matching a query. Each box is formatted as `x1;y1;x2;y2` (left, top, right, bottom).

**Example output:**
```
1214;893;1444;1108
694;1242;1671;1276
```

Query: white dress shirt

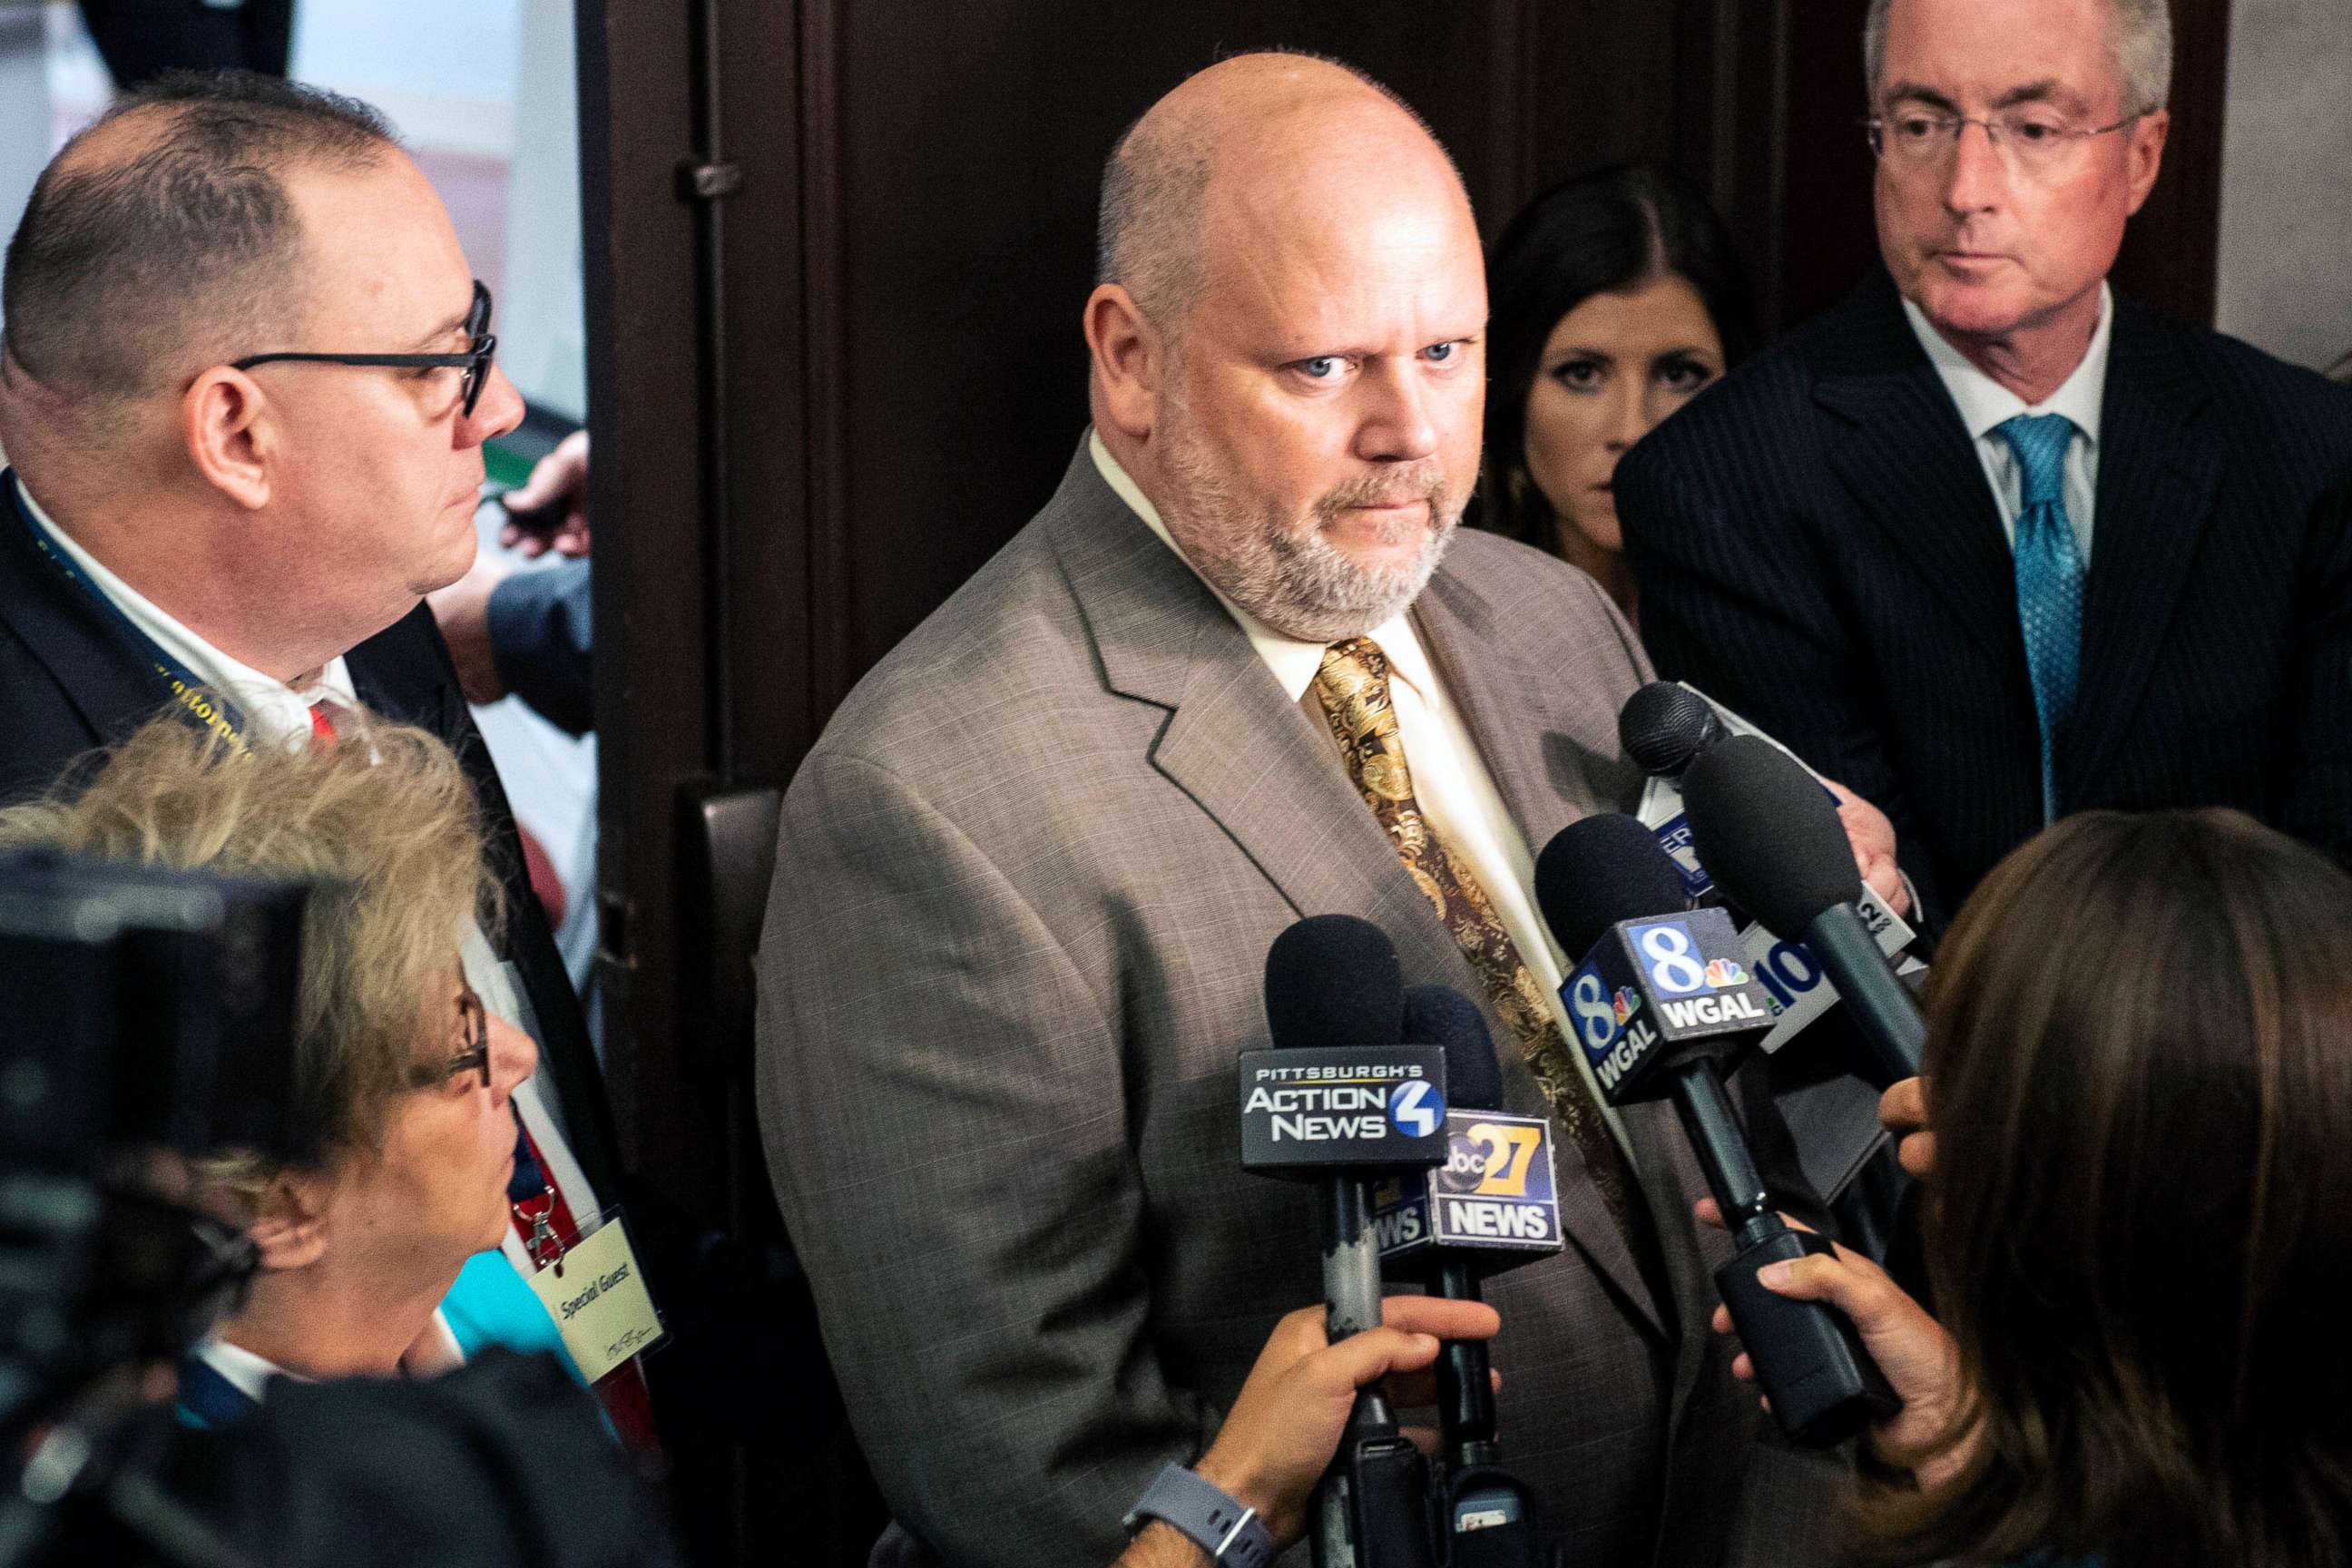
1900;283;2112;564
11;475;601;1258
1089;432;1631;1152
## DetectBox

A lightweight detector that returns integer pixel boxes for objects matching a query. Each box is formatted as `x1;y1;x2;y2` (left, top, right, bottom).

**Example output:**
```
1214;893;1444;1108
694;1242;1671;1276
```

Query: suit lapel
1813;290;2019;667
1412;569;1670;1339
1047;454;1478;996
1049;448;1669;1338
347;609;526;965
1411;569;1625;845
348;615;447;731
0;471;179;752
2064;307;2223;799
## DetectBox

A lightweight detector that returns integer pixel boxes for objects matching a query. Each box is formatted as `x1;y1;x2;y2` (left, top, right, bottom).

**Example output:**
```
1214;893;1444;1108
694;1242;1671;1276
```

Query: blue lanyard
6;472;253;752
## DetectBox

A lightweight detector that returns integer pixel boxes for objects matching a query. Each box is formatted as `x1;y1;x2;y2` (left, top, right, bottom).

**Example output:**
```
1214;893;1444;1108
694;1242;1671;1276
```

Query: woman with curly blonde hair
0;712;537;1416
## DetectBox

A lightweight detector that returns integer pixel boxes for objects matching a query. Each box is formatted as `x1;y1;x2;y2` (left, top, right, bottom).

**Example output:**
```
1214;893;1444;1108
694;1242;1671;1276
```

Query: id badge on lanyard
519;1203;667;1384
510;1131;667;1385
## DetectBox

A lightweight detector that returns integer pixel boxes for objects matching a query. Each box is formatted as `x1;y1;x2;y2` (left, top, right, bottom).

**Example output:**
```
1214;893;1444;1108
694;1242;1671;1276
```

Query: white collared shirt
1900;283;2111;564
194;1335;296;1404
1090;432;1631;1152
11;474;600;1238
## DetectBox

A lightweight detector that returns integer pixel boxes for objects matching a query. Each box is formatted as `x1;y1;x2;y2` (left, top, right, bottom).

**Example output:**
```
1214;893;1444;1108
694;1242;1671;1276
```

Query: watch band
1122;1462;1274;1568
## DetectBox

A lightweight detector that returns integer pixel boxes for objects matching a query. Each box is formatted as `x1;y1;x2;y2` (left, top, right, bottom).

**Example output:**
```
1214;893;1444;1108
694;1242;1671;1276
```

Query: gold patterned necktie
1309;637;1633;1230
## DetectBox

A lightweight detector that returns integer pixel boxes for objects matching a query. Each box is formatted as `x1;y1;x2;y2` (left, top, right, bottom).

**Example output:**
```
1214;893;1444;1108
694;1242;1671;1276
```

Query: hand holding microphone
1697;1209;1965;1486
1173;1295;1501;1556
1619;681;1911;919
1680;734;1926;1087
1240;915;1450;1568
1878;1077;1935;1178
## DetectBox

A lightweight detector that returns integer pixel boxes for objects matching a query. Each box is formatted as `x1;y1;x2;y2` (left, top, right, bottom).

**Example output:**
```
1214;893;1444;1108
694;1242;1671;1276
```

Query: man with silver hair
757;50;1896;1568
1617;0;2352;921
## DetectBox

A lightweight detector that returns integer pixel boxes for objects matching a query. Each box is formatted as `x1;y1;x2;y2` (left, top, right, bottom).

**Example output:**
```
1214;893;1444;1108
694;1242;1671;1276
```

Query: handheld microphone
1680;737;1925;1084
1248;916;1446;1568
1384;985;1547;1568
1619;683;1920;1054
1618;681;1728;782
1534;816;1898;1447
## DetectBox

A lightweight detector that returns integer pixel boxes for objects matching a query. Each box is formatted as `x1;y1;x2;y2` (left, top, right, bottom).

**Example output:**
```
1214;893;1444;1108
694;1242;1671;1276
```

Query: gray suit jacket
756;445;1846;1568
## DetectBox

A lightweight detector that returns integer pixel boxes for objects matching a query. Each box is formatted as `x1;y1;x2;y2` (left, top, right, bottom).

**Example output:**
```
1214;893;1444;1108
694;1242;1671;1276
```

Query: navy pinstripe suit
1615;272;2352;924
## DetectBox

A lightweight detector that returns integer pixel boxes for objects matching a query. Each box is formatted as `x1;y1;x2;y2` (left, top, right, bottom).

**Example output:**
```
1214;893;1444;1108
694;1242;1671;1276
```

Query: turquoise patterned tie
1994;413;2084;821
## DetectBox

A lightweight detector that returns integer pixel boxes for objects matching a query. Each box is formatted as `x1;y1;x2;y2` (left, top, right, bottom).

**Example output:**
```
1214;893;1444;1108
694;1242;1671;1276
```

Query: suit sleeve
755;751;1214;1568
1616;429;1949;926
2283;478;2352;867
485;559;594;736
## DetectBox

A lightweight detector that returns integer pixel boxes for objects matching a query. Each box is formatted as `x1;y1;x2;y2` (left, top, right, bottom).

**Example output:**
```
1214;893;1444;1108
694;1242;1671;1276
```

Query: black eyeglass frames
231;279;497;416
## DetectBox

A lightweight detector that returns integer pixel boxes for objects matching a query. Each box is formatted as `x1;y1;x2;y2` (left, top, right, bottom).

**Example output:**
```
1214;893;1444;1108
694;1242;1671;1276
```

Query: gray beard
1154;409;1461;644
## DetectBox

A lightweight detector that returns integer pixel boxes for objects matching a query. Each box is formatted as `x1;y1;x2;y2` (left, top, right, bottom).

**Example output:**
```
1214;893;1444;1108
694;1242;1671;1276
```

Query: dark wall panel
2116;0;2230;322
799;2;1684;718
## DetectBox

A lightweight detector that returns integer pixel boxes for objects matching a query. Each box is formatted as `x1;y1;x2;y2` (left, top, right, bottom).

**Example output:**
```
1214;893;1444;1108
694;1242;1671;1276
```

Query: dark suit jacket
489;558;594;736
1615;273;2352;921
756;444;1844;1568
0;475;622;1210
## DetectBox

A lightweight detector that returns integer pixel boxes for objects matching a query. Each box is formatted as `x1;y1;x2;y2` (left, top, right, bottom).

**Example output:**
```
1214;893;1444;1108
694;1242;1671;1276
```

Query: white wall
291;0;524;158
0;7;49;277
499;0;584;417
2215;0;2352;372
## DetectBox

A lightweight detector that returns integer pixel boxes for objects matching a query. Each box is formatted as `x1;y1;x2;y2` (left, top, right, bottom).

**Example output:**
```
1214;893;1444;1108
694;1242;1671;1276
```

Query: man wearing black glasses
0;72;677;1448
1614;0;2352;926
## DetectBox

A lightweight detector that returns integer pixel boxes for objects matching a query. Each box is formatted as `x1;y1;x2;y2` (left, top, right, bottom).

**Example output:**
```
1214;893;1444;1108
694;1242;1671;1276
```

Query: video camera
0;849;309;1568
0;851;676;1568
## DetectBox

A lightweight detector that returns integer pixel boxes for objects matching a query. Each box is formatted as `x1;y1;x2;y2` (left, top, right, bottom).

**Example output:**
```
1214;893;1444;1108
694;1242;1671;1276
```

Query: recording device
1377;985;1547;1568
0;851;309;1568
1534;818;1898;1447
1247;916;1446;1568
1679;737;1926;1084
1618;681;1920;1059
1618;684;1923;1218
1372;988;1563;1289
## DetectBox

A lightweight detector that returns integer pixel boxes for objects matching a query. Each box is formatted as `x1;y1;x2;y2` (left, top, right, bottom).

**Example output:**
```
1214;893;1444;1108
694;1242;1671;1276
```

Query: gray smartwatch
1122;1462;1274;1568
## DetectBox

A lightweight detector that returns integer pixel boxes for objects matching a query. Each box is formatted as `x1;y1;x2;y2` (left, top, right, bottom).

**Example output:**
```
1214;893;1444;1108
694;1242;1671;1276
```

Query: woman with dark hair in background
1481;164;1756;623
1713;808;2352;1567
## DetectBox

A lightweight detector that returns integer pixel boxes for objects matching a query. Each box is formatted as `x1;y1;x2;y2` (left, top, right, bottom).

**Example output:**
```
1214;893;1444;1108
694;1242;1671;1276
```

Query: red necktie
308;701;339;744
512;1118;664;1454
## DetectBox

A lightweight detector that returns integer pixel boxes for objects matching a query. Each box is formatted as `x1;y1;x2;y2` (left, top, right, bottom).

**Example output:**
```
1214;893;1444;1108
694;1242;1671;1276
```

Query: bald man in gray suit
757;54;1877;1568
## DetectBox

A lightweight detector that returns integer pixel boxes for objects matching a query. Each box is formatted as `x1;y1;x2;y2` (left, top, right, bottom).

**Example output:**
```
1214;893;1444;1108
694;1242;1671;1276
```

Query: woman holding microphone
1714;808;2352;1566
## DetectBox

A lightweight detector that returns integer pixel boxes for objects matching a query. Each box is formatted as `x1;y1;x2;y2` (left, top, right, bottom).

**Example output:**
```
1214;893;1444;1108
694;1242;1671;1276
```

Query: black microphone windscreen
1402;983;1501;1110
1618;682;1726;778
1534;813;1691;958
1680;735;1862;939
1262;913;1406;1053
